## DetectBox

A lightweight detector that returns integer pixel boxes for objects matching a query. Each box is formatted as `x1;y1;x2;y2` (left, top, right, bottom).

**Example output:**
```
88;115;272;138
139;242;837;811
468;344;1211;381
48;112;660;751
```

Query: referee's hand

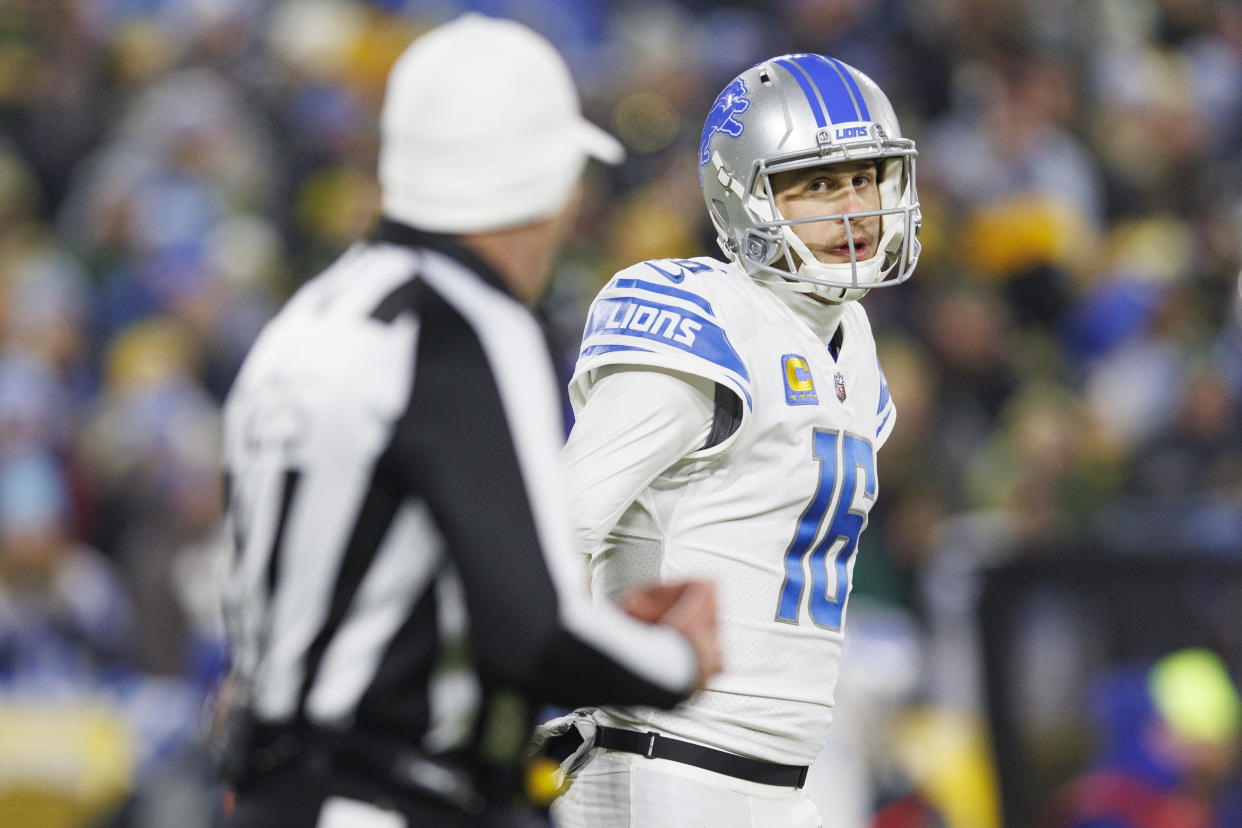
621;580;722;692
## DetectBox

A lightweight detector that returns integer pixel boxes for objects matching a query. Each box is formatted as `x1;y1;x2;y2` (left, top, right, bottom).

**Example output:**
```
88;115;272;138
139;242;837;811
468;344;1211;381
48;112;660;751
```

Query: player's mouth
829;239;870;259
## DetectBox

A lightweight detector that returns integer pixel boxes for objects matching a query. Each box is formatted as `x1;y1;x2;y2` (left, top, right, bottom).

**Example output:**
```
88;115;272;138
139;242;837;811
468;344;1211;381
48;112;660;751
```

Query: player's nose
842;184;869;212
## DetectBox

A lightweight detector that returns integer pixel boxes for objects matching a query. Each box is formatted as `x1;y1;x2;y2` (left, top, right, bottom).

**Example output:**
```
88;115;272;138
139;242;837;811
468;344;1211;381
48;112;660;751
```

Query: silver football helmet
699;54;921;302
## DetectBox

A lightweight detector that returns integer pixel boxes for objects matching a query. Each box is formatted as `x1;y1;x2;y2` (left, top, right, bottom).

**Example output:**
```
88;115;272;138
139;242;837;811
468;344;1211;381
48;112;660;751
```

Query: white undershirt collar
756;277;846;355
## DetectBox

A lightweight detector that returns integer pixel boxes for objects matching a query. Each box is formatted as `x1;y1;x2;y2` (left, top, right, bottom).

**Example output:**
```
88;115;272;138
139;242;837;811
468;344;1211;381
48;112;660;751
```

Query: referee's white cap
378;13;624;234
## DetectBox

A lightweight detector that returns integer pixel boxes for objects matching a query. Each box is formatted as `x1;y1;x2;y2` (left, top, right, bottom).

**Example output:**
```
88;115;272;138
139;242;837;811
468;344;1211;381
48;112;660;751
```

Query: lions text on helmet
699;53;922;303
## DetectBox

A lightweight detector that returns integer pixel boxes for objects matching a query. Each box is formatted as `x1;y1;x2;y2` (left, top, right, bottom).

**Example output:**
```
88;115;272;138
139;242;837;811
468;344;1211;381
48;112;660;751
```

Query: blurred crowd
1;0;1240;825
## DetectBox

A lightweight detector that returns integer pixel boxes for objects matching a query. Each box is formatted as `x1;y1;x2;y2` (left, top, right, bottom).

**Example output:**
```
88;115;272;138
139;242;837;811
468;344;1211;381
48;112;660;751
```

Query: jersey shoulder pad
842;300;875;344
607;256;732;290
844;303;897;447
874;352;896;448
572;257;751;410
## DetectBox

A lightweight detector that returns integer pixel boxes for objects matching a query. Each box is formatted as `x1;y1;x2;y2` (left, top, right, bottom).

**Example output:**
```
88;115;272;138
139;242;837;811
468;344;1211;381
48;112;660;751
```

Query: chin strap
758;270;869;305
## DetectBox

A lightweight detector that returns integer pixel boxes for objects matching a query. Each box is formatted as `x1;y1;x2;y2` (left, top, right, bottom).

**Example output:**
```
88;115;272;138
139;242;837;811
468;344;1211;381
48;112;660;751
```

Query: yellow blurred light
295;165;380;246
0;43;40;108
1104;215;1193;284
891;706;1001;828
1149;648;1242;745
344;14;427;102
613;92;681;154
960;196;1097;279
605;197;696;272
267;0;366;82
524;757;566;807
104;317;202;393
111;21;179;85
0;703;135;828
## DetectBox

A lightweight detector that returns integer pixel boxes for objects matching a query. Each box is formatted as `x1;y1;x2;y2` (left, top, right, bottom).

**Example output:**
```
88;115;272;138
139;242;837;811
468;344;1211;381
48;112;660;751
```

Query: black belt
595;726;809;788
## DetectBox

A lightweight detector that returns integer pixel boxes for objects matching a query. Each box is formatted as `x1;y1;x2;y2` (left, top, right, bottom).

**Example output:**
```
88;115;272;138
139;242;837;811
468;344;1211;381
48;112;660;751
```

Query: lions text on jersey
569;255;895;767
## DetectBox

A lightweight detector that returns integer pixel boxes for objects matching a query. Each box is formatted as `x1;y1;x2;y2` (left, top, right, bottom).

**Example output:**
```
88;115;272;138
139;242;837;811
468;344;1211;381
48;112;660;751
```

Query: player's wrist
660;582;722;692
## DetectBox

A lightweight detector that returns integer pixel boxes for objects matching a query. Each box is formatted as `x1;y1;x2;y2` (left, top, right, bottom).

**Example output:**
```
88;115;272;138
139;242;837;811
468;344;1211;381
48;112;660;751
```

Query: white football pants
550;749;823;828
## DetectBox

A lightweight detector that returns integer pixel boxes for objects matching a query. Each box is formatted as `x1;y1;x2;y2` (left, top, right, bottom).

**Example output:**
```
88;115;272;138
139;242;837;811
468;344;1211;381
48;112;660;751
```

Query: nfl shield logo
834;372;847;402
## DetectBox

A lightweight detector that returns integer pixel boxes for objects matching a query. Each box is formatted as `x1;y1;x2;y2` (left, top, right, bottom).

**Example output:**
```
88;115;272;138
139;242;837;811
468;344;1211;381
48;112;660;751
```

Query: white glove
529;709;599;781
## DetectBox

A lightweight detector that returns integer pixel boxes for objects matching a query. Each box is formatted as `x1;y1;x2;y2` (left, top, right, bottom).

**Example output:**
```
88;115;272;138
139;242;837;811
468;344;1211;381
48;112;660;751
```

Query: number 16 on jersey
775;429;876;631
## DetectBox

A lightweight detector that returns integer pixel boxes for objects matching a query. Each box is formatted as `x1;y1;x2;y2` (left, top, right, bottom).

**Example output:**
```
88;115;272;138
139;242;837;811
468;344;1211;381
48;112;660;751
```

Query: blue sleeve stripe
875;406;892;437
581;296;750;382
581;343;654;359
612;278;714;315
579;345;754;411
823;56;871;121
876;356;891;414
787;54;860;125
774;59;827;128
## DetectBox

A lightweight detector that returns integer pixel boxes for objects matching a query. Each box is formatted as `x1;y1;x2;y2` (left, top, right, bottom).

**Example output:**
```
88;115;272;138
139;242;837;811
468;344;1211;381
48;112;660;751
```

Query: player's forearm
522;604;698;706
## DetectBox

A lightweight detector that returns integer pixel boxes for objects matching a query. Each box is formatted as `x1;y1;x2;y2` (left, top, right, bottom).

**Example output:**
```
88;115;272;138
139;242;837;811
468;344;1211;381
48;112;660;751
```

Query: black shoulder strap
702;383;743;450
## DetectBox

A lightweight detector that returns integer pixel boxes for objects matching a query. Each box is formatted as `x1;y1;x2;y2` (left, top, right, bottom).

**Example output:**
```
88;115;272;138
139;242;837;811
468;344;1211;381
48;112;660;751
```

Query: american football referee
216;15;720;828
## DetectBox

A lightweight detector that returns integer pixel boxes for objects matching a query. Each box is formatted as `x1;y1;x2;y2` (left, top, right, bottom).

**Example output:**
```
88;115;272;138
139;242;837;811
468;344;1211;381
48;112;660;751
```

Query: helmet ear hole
741;230;777;265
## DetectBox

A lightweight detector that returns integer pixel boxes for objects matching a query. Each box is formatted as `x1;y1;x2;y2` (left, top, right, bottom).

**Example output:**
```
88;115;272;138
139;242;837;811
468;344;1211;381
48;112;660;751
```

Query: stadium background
1;0;1240;825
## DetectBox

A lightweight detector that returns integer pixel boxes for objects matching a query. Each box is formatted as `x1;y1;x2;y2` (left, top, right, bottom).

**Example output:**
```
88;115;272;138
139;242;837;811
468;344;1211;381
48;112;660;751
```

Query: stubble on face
770;160;882;267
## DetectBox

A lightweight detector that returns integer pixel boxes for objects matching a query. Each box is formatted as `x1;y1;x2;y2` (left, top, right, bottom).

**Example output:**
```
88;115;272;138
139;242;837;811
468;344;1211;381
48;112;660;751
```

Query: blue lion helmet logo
699;78;750;168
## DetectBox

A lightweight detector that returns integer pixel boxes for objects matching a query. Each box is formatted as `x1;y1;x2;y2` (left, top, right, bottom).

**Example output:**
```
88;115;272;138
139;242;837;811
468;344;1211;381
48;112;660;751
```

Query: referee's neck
458;214;569;304
373;212;570;305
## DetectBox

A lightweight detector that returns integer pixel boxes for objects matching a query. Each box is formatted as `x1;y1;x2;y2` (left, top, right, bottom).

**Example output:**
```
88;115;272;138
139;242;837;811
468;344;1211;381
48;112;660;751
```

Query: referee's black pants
226;762;540;827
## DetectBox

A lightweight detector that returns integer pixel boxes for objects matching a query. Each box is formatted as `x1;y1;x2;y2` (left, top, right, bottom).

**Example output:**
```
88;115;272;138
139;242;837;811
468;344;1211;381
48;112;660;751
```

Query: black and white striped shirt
221;220;694;767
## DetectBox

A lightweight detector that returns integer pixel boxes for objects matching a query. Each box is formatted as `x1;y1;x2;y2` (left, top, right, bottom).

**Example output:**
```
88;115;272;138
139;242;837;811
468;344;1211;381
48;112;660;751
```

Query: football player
544;53;921;827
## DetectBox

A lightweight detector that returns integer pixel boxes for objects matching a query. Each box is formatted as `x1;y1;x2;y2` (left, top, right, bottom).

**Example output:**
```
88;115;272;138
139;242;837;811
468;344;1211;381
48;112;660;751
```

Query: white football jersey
569;256;895;766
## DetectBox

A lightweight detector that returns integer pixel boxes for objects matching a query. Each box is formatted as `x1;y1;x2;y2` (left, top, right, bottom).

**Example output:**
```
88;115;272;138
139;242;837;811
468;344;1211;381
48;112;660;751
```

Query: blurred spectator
1128;361;1242;497
915;285;1019;480
0;449;219;827
81;330;223;676
0;451;136;826
0;352;71;460
920;50;1104;226
1040;648;1242;828
964;380;1123;550
0;451;134;675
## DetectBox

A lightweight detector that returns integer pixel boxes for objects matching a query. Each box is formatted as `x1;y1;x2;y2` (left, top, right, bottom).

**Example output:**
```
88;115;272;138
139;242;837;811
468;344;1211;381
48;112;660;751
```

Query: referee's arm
394;290;697;710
